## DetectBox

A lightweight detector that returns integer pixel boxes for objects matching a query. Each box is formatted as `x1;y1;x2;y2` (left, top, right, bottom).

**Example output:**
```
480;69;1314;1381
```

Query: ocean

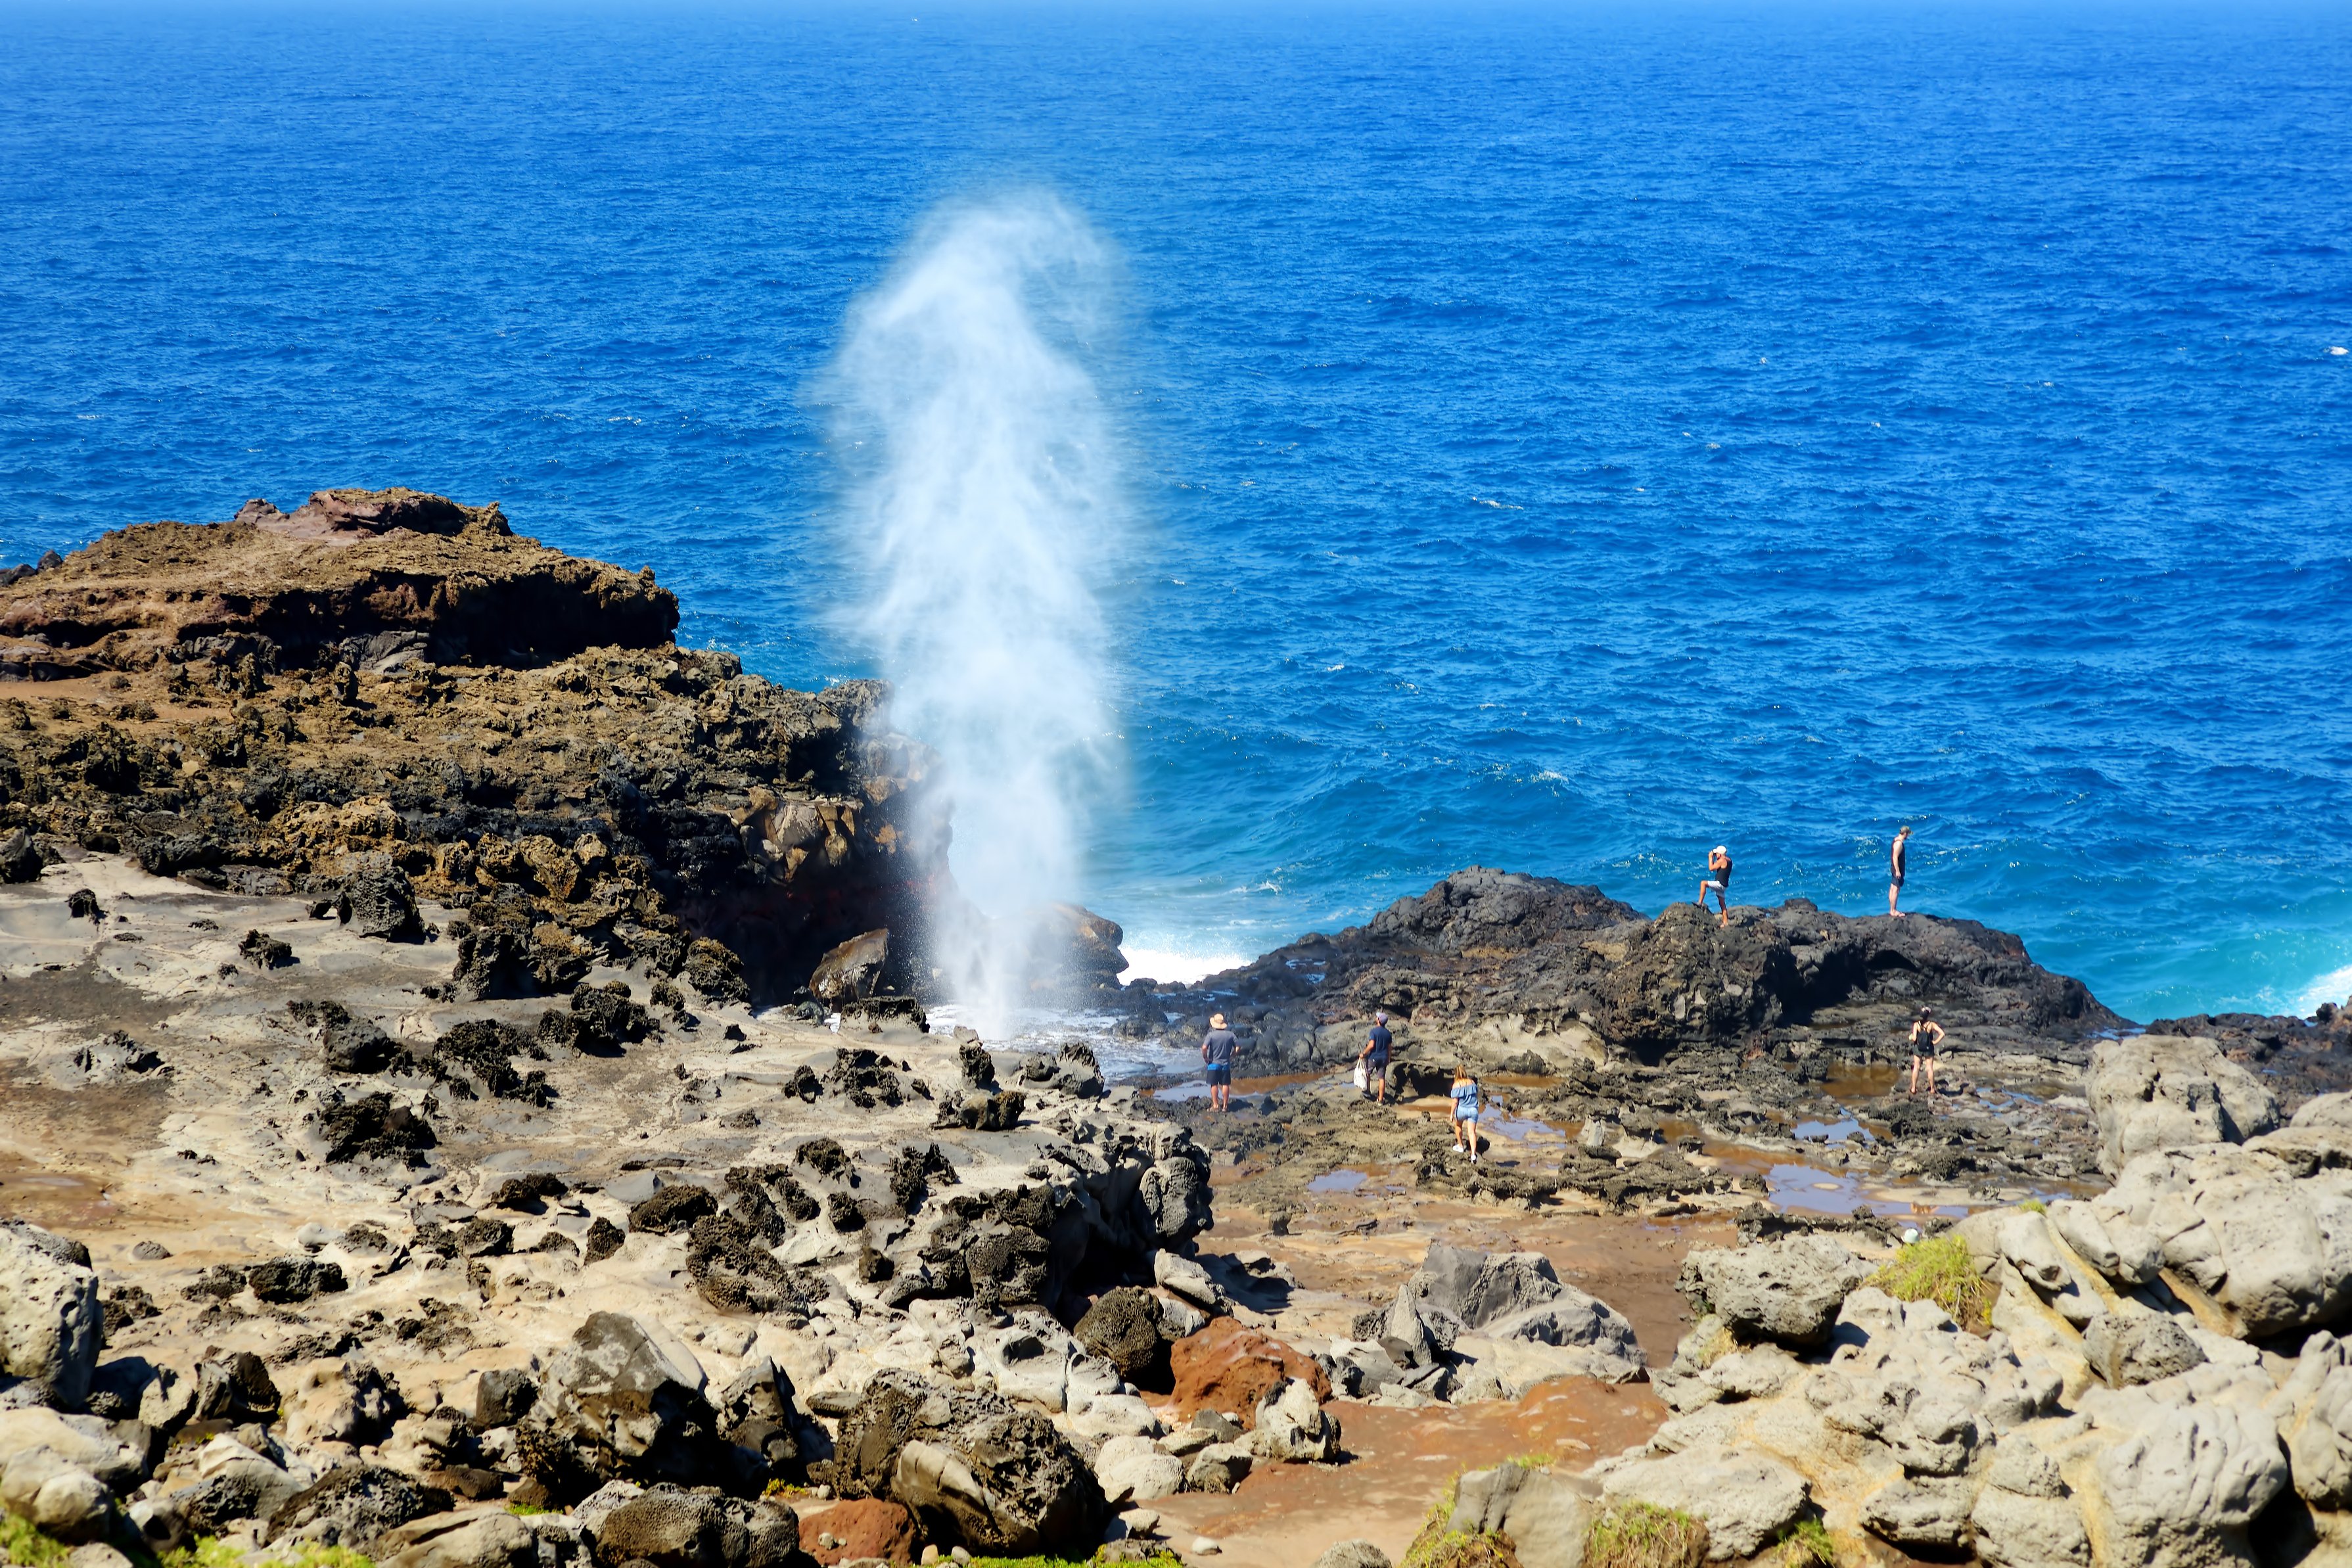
1;1;2347;1023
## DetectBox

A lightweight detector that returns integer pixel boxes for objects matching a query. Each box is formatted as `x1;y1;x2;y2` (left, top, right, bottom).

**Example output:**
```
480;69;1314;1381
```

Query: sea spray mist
824;192;1129;1033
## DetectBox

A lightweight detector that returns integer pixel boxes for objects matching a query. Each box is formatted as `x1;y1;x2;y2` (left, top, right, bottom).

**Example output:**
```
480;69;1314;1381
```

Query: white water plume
825;193;1127;1032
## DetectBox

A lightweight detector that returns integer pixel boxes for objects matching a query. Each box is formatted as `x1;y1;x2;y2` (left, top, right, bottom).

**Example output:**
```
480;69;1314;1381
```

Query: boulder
1861;1477;1975;1550
1153;1251;1223;1312
474;1369;536;1431
0;828;43;884
2048;1200;2162;1287
265;1464;453;1550
2084;1143;2352;1338
1075;1287;1172;1386
801;1498;913;1565
2084;1313;2207;1387
0;1223;103;1408
513;1313;718;1504
629;1185;718;1235
890;1416;1104;1556
1169;1320;1329;1427
1972;1444;2089;1568
379;1506;541;1568
1183;1442;1253;1495
1599;1447;1809;1561
830;1371;1103;1556
0;1409;149;1493
2088;1402;2286;1568
810;931;890;1005
2088;1035;2280;1176
1410;1243;1564;1327
246;1257;348;1304
0;1448;112;1544
163;1437;304;1536
714;1358;812;1483
1250;1378;1339;1464
342;855;425;942
194;1351;282;1423
1972;1487;2091;1568
1092;1435;1184;1506
592;1488;793;1568
1450;1464;1594;1568
1309;1544;1393;1568
1677;1235;1870;1347
2288;1354;2352;1508
1375;1283;1453;1370
1477;1290;1646;1382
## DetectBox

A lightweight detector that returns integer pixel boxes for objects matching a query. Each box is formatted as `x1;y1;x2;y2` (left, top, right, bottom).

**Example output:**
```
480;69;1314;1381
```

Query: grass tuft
160;1539;375;1568
1778;1517;1837;1568
277;1547;375;1568
1584;1502;1709;1568
1868;1233;1995;1329
1;1517;72;1568
2019;1198;2048;1215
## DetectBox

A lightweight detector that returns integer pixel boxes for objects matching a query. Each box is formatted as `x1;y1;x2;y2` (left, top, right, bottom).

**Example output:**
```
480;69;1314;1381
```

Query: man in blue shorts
1201;1013;1237;1113
1357;1011;1393;1104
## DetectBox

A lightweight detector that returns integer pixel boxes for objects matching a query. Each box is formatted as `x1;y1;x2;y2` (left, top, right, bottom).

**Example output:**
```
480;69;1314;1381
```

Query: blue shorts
1205;1065;1232;1085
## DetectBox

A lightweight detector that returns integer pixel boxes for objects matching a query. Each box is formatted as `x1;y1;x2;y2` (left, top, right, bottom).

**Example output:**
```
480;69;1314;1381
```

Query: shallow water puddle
1793;1117;1876;1143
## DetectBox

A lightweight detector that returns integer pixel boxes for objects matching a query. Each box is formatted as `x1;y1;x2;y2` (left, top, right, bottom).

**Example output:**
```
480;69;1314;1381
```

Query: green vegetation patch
1870;1232;1995;1327
160;1538;374;1568
275;1546;375;1568
1778;1517;1837;1568
1;1517;72;1568
1585;1502;1709;1568
160;1540;246;1568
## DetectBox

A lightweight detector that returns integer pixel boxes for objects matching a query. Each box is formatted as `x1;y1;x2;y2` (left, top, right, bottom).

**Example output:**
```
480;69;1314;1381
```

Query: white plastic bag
1352;1060;1368;1092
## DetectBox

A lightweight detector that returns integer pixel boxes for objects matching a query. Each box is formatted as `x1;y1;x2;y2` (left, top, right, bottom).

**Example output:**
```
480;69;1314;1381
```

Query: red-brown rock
802;1498;918;1566
1168;1318;1330;1429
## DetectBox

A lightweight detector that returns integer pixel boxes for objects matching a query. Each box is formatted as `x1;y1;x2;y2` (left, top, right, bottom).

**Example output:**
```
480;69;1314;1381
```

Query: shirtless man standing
1889;825;1912;918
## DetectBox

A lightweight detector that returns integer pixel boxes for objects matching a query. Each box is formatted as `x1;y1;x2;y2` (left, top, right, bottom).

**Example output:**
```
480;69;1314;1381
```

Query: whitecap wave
1117;945;1255;986
2295;964;2352;1017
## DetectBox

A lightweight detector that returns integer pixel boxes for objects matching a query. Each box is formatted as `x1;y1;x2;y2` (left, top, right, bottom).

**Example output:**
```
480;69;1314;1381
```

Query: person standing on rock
1358;1012;1393;1105
1907;1005;1944;1096
1697;845;1734;927
1201;1013;1238;1113
1889;825;1912;919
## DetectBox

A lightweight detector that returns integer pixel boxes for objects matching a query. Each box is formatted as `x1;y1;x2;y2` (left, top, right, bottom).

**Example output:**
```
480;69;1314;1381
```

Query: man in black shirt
1201;1013;1238;1113
1358;1011;1393;1105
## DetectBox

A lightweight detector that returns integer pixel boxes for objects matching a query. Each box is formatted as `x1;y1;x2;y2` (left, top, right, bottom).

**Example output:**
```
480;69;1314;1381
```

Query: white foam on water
1116;945;1255;987
925;1000;1194;1084
2294;963;2352;1017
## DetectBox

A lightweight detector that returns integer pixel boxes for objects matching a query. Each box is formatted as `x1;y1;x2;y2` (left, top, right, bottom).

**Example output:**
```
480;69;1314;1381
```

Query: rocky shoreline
1;494;2349;1568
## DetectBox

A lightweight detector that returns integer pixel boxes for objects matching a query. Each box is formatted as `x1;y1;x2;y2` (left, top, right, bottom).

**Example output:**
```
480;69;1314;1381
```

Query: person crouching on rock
1450;1063;1483;1161
1908;1006;1944;1097
1201;1013;1238;1113
1697;844;1734;927
1358;1011;1393;1105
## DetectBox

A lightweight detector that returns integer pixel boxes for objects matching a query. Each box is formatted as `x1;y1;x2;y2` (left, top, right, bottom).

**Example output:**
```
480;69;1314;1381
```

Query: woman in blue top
1449;1063;1482;1163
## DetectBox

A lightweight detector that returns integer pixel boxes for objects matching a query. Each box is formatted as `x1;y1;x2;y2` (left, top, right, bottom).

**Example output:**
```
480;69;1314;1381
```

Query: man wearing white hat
1697;844;1734;928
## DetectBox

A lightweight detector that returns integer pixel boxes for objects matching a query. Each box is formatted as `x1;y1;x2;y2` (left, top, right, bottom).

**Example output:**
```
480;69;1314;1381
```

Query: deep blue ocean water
3;1;2349;1021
